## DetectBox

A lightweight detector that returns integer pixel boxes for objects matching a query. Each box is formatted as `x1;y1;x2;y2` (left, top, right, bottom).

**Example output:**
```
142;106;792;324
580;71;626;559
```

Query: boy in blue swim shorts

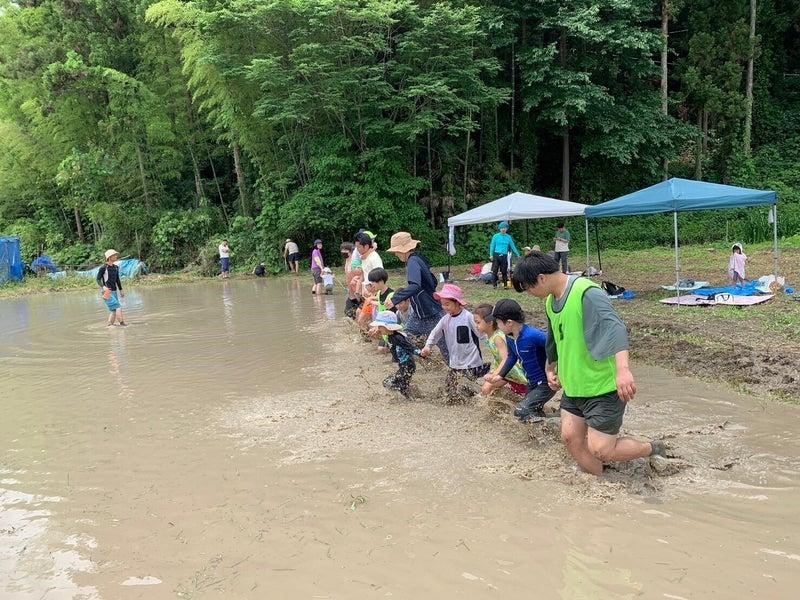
97;249;126;326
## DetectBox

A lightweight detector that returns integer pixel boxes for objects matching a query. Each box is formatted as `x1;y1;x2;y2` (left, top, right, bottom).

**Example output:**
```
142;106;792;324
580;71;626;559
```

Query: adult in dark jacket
384;232;449;360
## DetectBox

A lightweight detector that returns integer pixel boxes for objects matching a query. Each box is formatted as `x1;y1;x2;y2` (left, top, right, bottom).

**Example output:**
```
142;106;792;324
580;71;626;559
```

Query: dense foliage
1;0;798;272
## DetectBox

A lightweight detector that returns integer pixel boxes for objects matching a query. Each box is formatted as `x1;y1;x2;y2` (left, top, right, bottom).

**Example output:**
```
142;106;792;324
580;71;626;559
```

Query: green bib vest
545;277;617;397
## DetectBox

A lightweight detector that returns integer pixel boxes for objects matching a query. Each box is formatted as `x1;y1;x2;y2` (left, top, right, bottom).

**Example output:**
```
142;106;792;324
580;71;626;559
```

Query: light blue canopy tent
447;192;591;269
585;178;779;289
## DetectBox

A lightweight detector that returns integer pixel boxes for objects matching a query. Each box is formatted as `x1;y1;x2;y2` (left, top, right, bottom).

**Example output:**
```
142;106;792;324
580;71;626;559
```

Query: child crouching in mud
97;249;126;327
421;283;489;403
370;310;422;399
472;304;528;400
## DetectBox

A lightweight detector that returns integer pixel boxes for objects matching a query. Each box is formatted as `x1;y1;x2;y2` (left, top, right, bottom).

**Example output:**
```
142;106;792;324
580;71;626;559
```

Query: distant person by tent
284;238;300;274
218;240;230;278
554;223;571;274
252;262;266;277
728;243;747;286
97;249;126;326
489;221;520;289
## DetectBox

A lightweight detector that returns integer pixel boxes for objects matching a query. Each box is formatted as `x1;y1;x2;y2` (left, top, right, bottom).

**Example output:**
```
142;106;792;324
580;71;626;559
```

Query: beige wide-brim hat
104;249;119;260
387;232;420;254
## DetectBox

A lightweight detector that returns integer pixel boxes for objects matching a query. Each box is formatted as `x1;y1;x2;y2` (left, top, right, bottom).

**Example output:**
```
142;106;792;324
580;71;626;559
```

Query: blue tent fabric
695;282;762;298
76;258;147;280
0;236;24;284
31;255;59;273
585;178;777;218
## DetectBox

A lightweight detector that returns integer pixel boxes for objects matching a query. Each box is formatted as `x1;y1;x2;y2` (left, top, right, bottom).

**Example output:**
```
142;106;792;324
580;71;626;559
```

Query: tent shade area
585;178;779;294
447;192;591;271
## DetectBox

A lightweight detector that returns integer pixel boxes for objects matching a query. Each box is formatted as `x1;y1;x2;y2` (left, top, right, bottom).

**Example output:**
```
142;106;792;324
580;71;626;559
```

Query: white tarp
447;192;588;227
447;192;589;257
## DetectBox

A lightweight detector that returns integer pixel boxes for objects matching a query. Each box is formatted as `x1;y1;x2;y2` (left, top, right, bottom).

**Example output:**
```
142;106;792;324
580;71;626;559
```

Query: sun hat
498;221;510;231
433;283;466;306
369;310;403;331
322;266;332;274
104;249;119;260
314;239;323;245
285;238;292;243
363;230;377;240
387;231;421;254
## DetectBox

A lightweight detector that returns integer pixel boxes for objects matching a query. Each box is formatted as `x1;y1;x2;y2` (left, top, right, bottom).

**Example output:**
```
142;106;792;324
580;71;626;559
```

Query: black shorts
312;271;323;284
560;391;626;435
288;252;301;263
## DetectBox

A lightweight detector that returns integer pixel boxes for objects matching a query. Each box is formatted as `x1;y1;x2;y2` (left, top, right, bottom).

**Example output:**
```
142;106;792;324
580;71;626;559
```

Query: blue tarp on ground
585;178;777;218
31;255;59;273
0;236;24;284
76;258;148;280
695;282;762;298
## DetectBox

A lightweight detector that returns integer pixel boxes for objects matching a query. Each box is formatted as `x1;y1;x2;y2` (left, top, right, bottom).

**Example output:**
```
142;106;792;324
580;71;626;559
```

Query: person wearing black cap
310;239;325;295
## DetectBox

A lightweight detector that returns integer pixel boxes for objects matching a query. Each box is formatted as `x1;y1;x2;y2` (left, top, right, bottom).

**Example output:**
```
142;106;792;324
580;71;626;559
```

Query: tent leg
674;211;680;303
594;221;603;271
772;204;779;281
584;218;590;273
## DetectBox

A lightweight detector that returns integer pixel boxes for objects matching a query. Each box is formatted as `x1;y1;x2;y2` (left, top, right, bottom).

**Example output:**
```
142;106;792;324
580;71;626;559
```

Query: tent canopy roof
447;192;588;227
585;178;777;218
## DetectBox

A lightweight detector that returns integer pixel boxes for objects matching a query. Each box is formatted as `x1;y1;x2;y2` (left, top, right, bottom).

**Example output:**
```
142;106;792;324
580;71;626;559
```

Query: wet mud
1;278;799;599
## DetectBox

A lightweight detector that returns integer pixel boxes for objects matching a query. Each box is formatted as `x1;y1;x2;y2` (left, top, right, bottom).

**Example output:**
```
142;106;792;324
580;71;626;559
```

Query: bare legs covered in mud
560;410;653;476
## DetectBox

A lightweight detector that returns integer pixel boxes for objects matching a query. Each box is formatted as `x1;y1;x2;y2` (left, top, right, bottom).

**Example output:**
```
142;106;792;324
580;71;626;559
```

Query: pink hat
434;283;466;306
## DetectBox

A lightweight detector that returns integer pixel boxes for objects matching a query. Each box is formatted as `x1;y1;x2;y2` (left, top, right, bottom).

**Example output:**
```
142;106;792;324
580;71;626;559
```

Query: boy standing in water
512;252;666;475
97;249;126;326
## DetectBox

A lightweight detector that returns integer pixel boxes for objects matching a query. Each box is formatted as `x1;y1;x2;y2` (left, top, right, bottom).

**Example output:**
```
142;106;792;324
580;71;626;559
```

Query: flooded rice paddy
1;278;799;599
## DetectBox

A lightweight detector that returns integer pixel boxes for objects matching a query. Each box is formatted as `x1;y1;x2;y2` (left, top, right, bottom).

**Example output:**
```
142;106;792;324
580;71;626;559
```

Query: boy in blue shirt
489;221;520;289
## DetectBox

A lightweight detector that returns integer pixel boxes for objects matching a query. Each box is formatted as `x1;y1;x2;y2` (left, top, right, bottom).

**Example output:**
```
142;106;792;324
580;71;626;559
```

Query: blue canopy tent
585;178;779;292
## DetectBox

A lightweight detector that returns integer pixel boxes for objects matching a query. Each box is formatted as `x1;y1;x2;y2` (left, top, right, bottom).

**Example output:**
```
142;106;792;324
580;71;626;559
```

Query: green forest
1;0;798;273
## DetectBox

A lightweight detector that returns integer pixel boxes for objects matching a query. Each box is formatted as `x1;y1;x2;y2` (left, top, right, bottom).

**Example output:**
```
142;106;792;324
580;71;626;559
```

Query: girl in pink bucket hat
421;283;489;403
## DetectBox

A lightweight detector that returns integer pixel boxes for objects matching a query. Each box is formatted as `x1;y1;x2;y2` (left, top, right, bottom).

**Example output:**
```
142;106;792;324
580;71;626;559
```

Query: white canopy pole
772;204;779;281
673;211;680;302
584;218;590;272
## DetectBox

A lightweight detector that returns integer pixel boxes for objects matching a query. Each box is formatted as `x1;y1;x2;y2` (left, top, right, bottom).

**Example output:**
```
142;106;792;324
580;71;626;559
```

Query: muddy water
1;278;799;599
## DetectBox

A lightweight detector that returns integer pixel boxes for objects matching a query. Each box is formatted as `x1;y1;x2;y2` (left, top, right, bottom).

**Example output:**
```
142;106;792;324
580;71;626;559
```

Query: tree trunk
427;128;435;227
232;142;249;217
207;148;229;226
562;131;570;201
560;33;569;201
661;0;670;179
694;109;704;180
189;144;205;207
463;112;471;204
743;0;756;157
74;205;85;243
494;106;499;164
135;143;150;208
510;42;515;172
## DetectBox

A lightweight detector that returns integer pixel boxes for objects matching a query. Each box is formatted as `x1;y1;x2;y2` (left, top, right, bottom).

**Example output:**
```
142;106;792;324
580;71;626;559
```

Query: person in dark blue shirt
486;299;555;422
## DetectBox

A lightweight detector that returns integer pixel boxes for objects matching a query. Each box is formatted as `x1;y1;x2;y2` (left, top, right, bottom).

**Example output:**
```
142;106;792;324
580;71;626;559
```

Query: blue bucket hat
498;221;510;231
369;310;403;331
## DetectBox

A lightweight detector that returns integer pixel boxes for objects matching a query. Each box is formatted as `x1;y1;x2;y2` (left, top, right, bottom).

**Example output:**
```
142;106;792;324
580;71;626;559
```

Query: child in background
96;249;126;327
370;310;422;399
421;283;489;402
486;299;555;422
728;243;747;285
322;267;334;294
472;304;528;398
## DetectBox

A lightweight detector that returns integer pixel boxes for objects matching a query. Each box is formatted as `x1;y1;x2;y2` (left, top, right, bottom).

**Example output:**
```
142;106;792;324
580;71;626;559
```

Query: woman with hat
310;239;325;295
385;232;448;360
489;221;520;288
96;249;126;326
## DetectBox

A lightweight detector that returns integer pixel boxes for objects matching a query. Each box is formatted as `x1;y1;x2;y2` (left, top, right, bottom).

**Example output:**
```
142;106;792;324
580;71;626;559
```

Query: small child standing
472;304;528;398
322;267;335;294
728;243;747;286
486;299;554;422
370;311;421;399
96;249;126;326
421;283;489;402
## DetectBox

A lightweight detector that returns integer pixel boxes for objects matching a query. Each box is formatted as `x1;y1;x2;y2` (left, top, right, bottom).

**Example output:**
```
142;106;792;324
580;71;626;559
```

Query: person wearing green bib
511;251;666;475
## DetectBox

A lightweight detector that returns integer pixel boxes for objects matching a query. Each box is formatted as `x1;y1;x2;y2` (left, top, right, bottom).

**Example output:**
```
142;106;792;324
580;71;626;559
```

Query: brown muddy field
1;277;799;599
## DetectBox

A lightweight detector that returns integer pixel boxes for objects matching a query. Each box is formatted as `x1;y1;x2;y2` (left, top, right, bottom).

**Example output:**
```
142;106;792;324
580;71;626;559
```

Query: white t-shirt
359;250;383;282
322;273;334;286
554;230;570;253
218;244;230;258
425;309;485;370
480;262;492;275
284;241;299;255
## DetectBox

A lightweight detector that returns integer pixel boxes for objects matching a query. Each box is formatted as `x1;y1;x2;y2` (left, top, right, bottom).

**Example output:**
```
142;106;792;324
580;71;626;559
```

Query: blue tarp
0;236;24;284
695;282;762;298
585;178;777;218
76;258;147;280
31;255;59;273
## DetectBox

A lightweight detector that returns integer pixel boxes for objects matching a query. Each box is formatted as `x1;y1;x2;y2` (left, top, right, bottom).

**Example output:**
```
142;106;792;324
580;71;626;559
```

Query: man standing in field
284;238;300;274
553;223;571;274
218;239;231;278
512;252;666;475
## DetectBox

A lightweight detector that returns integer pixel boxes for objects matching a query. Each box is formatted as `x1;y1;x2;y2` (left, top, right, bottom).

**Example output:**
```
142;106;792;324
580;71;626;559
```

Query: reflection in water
107;328;132;401
324;295;336;320
222;280;234;340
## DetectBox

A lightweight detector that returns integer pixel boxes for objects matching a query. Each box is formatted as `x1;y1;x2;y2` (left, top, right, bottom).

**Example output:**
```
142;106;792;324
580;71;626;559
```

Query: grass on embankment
0;271;206;299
